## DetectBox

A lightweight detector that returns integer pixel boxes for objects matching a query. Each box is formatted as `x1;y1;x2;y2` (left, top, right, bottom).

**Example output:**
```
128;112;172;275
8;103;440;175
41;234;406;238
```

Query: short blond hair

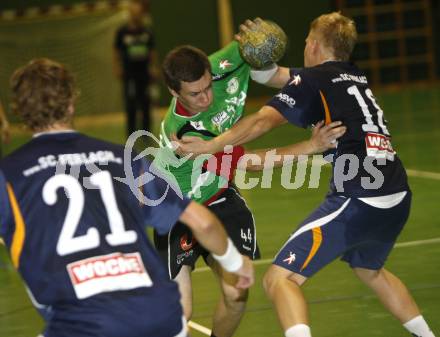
310;12;357;61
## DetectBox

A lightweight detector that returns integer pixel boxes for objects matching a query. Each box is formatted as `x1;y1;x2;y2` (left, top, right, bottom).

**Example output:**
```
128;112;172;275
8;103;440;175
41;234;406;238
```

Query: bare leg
174;265;193;320
353;267;420;323
263;264;309;331
208;255;248;337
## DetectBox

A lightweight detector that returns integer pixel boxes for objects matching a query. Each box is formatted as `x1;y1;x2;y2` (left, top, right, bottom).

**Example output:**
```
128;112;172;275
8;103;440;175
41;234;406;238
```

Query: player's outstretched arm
238;121;346;171
179;201;254;289
235;18;290;88
173;105;286;157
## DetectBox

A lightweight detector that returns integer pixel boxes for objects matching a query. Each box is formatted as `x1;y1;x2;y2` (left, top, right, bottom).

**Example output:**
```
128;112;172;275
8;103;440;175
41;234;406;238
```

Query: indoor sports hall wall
0;7;125;117
0;0;438;117
150;0;331;101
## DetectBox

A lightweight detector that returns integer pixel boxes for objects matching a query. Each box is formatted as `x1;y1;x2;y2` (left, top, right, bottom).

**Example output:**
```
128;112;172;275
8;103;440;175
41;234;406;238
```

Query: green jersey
156;41;251;203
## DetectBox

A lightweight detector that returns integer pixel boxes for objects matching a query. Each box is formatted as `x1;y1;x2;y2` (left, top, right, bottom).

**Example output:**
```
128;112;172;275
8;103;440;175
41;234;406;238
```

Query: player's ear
311;39;320;55
67;102;75;116
168;87;179;98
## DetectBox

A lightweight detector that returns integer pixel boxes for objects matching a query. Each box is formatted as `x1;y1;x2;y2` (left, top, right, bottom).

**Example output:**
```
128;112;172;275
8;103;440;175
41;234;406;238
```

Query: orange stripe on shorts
300;227;323;271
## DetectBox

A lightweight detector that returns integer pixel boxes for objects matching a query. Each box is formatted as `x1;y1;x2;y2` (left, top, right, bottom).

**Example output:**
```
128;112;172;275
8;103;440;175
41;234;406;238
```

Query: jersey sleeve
136;158;191;234
209;41;248;75
266;70;322;128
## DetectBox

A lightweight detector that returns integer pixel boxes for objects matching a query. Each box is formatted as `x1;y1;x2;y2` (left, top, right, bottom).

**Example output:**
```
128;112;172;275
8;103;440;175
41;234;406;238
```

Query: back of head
310;12;357;61
10;58;76;131
162;45;211;93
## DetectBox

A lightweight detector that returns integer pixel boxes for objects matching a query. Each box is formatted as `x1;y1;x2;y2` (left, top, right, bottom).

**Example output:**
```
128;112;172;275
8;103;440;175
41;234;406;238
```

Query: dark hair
162;45;211;92
10;58;77;131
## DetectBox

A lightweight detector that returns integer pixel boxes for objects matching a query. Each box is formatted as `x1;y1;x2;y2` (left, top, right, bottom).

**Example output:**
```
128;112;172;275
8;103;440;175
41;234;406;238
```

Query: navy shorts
274;192;411;277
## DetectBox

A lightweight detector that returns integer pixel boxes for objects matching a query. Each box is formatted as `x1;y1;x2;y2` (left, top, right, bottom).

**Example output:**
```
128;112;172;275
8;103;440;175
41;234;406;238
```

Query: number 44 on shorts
240;228;252;243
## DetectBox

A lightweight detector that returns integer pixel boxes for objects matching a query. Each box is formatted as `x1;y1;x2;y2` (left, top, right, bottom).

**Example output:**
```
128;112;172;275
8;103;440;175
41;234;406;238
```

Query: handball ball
238;19;288;69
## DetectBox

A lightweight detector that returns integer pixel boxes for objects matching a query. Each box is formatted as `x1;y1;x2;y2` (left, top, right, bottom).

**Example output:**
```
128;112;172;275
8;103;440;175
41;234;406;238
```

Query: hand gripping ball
238;19;288;69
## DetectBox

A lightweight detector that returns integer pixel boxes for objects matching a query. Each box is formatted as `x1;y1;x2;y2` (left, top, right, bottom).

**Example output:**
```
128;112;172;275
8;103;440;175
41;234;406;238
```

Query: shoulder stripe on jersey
319;90;332;125
6;183;26;269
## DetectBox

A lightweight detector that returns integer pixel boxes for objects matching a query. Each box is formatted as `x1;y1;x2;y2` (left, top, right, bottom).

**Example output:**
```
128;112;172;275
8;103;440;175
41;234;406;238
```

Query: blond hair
310;12;357;61
10;58;77;131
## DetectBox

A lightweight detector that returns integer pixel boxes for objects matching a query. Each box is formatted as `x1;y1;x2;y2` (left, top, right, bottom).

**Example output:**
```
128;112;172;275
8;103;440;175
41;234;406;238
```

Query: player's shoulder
308;61;363;78
77;133;125;153
287;62;354;90
115;24;129;38
117;23;131;32
209;41;247;77
0;132;124;171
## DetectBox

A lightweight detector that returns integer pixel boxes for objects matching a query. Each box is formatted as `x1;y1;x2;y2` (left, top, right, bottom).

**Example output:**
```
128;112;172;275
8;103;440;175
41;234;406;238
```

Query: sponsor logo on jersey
180;233;197;251
283;252;296;265
275;93;296;108
67;252;152;299
212;110;230;128
365;132;395;161
289;75;302;86
226;77;239;94
219;59;233;70
190;120;207;131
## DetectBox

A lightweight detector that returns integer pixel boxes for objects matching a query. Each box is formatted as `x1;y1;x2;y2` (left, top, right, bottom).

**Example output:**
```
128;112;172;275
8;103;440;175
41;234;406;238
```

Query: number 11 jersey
267;61;409;197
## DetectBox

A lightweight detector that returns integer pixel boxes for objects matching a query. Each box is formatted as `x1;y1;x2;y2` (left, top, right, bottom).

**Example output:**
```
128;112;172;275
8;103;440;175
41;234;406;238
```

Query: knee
262;268;275;296
263;266;304;299
222;282;249;307
353;267;382;285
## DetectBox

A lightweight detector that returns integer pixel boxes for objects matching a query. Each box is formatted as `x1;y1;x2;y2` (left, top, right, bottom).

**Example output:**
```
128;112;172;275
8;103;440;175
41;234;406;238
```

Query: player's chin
198;105;211;112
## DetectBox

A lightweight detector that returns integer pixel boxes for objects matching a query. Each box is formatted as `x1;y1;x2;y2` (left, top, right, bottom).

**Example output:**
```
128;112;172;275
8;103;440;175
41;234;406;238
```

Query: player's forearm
211;106;284;152
264;66;291;88
239;141;313;171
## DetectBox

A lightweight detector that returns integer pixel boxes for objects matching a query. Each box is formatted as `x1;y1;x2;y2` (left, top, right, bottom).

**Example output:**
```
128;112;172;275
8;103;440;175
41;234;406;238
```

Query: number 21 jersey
0;131;189;337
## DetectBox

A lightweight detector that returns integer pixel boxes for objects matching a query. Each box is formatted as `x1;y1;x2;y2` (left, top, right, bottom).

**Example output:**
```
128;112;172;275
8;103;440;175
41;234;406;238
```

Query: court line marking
313;158;440;181
194;237;440;273
1;239;439;335
188;320;212;336
406;169;440;181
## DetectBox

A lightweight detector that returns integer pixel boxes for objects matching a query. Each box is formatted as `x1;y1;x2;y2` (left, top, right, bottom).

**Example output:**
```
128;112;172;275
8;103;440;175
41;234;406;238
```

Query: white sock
285;324;312;337
403;315;435;337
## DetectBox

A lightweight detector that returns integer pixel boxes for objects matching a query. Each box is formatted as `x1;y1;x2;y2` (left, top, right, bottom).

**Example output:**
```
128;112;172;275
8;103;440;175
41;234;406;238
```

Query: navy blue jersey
0;132;190;337
267;61;409;197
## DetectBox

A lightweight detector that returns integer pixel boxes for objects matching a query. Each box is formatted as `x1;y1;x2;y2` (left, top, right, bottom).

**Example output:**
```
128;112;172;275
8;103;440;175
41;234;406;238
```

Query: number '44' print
241;228;252;243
